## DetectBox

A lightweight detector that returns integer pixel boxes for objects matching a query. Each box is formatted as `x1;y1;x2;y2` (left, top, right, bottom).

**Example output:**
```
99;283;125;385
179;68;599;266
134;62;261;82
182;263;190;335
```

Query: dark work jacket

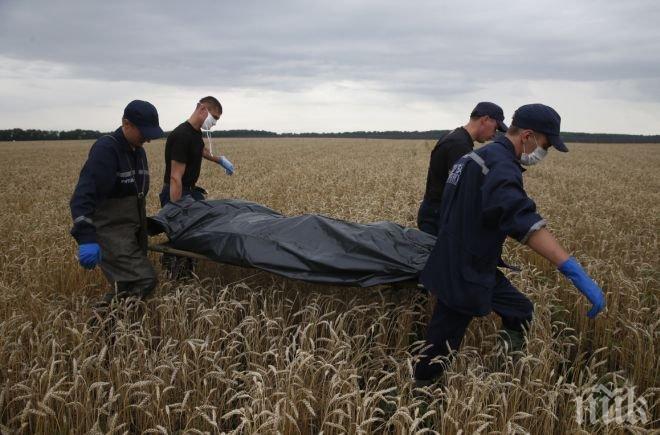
70;128;149;244
420;137;546;316
423;127;474;204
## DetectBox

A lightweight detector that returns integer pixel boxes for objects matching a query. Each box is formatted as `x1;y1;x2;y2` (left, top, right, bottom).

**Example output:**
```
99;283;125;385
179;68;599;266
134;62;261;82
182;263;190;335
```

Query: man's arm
203;146;234;175
525;228;570;266
169;160;186;203
70;141;117;244
70;140;116;269
528;227;605;317
481;162;605;317
202;146;219;163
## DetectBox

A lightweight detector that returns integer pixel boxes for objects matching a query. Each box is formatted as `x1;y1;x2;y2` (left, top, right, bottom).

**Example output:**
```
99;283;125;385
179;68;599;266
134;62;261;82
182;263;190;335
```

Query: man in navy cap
70;100;164;305
414;103;606;386
417;102;508;235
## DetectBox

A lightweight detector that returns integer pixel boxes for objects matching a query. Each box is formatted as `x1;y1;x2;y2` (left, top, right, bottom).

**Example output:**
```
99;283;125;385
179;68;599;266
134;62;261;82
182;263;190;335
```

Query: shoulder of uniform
476;142;513;164
91;135;120;152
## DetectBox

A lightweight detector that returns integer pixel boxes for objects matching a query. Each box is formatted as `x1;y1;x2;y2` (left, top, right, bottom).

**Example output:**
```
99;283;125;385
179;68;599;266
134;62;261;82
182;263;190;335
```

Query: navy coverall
415;136;543;381
70;128;156;300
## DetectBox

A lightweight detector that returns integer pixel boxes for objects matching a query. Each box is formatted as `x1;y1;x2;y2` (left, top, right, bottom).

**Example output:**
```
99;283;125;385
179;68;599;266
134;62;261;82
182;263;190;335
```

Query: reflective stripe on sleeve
116;170;134;178
116;169;149;177
467;152;489;175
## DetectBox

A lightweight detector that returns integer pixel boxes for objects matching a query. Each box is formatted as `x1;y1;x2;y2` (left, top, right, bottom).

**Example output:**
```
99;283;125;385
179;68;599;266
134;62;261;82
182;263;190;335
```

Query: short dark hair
199;96;222;114
507;125;521;135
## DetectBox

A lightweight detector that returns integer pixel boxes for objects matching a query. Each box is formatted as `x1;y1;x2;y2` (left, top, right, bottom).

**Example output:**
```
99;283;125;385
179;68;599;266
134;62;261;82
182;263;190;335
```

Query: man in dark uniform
414;104;606;386
159;96;234;278
418;102;508;235
70;100;164;304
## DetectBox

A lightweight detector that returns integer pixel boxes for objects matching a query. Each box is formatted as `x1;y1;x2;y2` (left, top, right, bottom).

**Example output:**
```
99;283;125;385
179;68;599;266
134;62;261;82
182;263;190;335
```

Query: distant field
0;138;658;433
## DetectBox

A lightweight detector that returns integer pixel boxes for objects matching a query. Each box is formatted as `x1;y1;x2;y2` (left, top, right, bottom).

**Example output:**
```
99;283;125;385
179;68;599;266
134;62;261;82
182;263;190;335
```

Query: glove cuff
558;256;579;275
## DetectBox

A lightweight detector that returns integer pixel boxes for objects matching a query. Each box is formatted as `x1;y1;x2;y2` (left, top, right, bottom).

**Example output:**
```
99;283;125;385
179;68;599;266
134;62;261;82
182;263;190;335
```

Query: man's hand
558;257;606;318
78;243;101;269
218;156;234;175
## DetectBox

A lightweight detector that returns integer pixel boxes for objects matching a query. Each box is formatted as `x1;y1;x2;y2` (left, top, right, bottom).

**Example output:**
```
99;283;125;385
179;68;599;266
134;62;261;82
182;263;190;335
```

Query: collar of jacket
491;135;526;172
111;127;136;152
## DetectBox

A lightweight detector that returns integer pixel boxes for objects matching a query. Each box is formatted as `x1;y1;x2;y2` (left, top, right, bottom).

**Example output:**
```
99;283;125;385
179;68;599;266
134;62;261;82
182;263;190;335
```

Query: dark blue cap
512;104;568;152
471;101;508;132
123;100;164;140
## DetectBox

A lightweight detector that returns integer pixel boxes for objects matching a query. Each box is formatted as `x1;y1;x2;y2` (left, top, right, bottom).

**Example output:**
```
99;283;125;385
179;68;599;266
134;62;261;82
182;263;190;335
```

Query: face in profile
477;116;498;143
122;119;148;147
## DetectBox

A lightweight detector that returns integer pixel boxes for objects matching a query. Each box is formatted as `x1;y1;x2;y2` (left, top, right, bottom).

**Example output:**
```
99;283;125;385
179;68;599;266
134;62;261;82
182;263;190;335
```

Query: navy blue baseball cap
123;100;164;140
471;102;508;132
511;104;568;152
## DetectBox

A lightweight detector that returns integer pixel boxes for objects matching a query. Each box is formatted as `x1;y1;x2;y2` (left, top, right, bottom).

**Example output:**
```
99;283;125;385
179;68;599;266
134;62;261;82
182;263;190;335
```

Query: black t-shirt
163;121;205;187
423;127;474;203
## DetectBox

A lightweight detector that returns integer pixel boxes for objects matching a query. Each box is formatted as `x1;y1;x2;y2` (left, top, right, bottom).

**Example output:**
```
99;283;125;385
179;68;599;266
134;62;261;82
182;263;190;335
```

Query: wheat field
0;138;657;434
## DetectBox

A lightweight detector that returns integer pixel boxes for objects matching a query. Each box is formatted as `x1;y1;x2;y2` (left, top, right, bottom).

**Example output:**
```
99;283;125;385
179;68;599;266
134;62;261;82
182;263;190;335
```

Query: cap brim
139;125;164;140
549;134;568;152
497;120;508;132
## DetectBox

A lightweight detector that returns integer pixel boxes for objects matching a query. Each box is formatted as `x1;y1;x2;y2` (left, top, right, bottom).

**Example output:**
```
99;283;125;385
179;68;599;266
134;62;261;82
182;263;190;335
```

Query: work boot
495;328;526;365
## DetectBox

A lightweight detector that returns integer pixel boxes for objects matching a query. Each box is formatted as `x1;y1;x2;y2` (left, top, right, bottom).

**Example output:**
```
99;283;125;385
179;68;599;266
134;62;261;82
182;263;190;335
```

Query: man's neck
505;133;524;158
188;115;202;131
463;123;478;141
120;126;138;150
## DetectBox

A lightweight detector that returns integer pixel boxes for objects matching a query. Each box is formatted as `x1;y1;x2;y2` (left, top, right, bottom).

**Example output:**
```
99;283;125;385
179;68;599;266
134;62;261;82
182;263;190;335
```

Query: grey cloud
1;0;660;101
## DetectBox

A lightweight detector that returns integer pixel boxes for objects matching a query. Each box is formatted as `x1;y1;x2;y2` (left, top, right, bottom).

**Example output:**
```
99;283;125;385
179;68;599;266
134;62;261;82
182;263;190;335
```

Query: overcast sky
1;0;659;134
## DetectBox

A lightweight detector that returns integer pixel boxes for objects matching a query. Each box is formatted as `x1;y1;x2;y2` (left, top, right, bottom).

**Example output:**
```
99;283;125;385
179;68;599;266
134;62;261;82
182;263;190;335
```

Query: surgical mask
521;146;548;166
201;112;217;131
520;134;548;166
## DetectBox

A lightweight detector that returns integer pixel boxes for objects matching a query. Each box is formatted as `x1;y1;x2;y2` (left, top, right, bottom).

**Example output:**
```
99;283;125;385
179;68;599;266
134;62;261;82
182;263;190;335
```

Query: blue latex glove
558;257;606;318
218;156;234;175
78;243;101;269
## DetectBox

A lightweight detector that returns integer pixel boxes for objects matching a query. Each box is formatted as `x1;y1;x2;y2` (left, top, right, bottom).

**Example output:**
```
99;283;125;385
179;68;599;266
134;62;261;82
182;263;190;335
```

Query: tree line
1;128;659;143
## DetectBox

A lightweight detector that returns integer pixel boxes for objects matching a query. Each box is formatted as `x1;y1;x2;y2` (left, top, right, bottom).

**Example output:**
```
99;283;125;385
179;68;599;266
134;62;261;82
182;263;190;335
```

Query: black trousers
414;271;533;381
416;199;442;236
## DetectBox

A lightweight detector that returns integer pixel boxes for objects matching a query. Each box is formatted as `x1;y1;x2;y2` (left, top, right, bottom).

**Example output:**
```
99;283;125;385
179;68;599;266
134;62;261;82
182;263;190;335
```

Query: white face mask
520;134;548;166
521;146;548;166
201;112;217;131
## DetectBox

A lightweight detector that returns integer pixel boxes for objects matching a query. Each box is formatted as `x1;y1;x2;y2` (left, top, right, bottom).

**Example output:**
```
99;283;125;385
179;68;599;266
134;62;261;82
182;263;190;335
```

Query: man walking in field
414;104;606;386
417;102;508;235
159;96;234;278
70;100;164;304
159;96;234;206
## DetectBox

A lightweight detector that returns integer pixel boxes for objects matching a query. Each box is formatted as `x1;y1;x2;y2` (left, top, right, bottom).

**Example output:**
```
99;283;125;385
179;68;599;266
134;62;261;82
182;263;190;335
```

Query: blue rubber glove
218;156;234;175
558;257;606;318
78;243;101;269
